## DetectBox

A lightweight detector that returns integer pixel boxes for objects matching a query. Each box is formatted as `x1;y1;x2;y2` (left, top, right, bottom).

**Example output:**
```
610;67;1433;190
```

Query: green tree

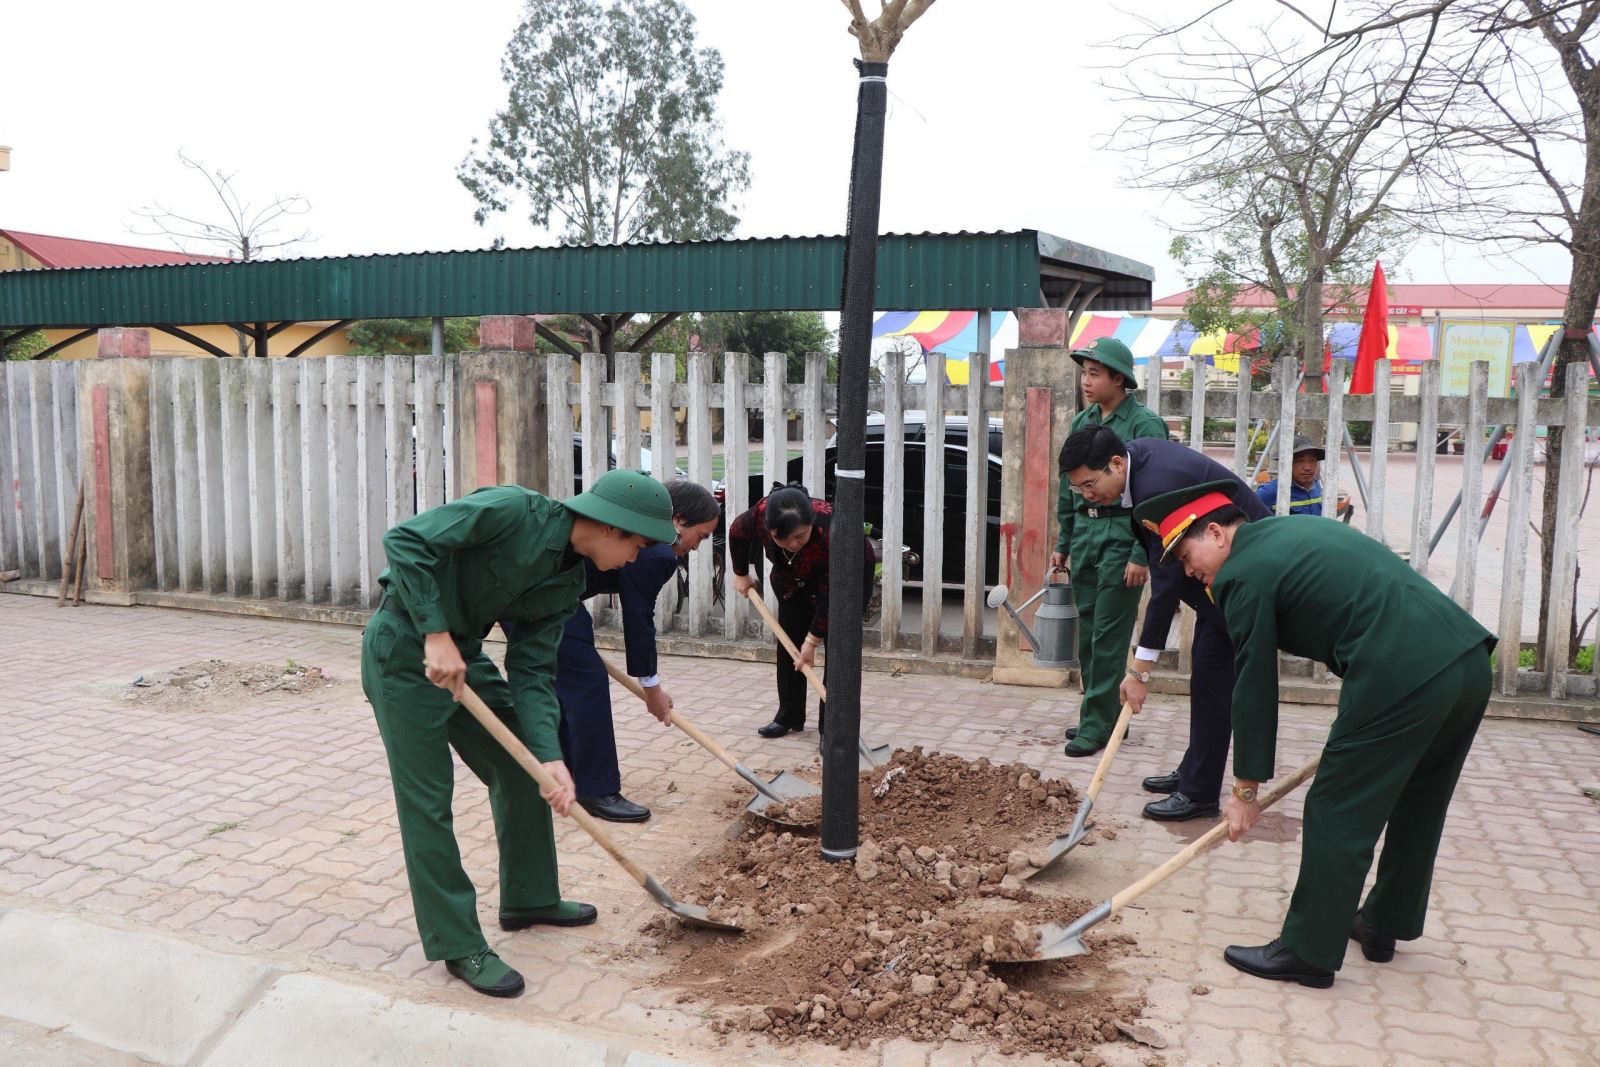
458;0;750;245
695;311;838;382
3;330;48;361
345;318;480;356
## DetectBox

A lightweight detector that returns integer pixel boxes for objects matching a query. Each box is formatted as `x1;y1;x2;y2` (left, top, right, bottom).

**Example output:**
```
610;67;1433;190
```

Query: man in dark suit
1058;426;1270;820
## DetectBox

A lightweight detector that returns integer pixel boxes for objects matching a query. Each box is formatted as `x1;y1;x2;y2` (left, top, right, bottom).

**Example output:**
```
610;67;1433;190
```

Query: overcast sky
0;0;1573;297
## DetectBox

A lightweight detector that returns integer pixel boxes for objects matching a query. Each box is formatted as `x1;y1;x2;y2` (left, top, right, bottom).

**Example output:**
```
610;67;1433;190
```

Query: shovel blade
858;740;892;770
744;770;822;827
668;900;746;934
988;921;1090;963
1018;829;1084;880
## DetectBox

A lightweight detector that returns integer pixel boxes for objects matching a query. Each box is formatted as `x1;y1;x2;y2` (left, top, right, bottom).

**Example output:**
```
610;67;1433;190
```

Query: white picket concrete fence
1;349;1595;699
0;361;81;583
145;354;452;606
547;350;1003;658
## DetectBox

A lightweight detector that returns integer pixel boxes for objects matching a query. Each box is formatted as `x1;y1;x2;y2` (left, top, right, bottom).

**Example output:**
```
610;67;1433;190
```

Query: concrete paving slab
0;909;270;1064
0;1015;145;1067
203;973;614;1067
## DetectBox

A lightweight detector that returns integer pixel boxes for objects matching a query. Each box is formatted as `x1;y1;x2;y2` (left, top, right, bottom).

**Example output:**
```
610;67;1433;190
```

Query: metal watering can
986;567;1080;669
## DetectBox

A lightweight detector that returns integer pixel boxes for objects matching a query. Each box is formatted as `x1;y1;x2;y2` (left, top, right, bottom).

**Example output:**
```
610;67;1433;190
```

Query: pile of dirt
648;748;1147;1059
123;659;340;709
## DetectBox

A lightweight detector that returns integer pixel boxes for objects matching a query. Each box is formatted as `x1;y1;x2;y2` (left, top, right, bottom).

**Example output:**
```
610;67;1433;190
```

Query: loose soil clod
123;659;339;709
649;747;1146;1058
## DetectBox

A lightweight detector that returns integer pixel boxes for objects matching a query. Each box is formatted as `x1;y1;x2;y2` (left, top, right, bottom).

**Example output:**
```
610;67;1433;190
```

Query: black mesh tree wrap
821;59;889;860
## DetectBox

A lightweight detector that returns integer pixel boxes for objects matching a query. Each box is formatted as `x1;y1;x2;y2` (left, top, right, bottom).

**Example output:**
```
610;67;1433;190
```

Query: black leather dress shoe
577;793;651;823
1141;771;1181;794
1351;914;1396;962
757;721;796;738
1223;938;1335;988
1142;791;1219;821
1064;736;1104;757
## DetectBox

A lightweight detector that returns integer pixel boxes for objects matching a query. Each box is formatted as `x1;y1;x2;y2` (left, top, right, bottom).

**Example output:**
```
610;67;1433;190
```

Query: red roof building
0;228;230;271
1153;283;1580;323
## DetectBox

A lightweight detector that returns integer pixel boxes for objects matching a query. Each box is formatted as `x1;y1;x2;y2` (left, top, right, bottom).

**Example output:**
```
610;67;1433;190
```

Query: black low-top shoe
1064;736;1105;757
1142;791;1219;821
445;949;525;997
1141;772;1181;794
757;721;796;738
577;793;650;823
1224;938;1335;988
499;901;599;930
1351;914;1396;962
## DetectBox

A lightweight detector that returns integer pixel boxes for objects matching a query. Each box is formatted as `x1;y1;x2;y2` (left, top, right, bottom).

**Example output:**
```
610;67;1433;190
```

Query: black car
747;413;1004;587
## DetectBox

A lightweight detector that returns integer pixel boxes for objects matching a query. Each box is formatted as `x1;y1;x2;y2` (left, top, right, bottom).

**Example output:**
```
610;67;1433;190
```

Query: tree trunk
1537;253;1600;669
1537;80;1600;670
1297;274;1327;440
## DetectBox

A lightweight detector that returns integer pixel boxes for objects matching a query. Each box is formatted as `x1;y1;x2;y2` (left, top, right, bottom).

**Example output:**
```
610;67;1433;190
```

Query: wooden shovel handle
58;479;86;607
1083;701;1135;806
1108;751;1323;915
456;682;652;891
599;655;743;776
744;587;828;702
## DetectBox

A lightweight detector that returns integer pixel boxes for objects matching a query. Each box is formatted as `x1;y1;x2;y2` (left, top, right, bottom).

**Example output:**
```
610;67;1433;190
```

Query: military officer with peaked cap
1050;336;1169;758
1137;479;1495;988
361;469;678;998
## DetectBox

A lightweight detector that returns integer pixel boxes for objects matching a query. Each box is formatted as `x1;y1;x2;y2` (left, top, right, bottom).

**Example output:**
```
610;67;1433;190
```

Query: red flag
1350;261;1388;395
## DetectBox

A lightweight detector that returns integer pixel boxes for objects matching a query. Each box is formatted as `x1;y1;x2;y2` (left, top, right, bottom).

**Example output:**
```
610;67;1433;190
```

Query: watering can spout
986;569;1081;669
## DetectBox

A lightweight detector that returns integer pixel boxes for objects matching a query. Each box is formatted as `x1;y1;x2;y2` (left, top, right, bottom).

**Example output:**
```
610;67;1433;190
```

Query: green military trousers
1281;642;1491;971
1070;530;1142;746
361;608;562;962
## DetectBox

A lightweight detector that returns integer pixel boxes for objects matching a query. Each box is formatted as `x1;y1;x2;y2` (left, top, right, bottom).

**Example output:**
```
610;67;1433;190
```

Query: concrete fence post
75;358;155;601
993;308;1075;687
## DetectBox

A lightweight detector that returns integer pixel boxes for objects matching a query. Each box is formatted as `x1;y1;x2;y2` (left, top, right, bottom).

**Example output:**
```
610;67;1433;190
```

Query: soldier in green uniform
361;470;678;998
1136;480;1495;988
1050;336;1168;756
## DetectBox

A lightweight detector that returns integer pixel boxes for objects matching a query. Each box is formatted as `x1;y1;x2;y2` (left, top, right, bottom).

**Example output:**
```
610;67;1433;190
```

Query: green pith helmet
564;469;677;544
1070;336;1138;385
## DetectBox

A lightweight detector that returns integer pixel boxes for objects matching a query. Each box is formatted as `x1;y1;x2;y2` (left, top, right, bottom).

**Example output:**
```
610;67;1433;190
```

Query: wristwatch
1231;784;1258;803
1125;667;1151;684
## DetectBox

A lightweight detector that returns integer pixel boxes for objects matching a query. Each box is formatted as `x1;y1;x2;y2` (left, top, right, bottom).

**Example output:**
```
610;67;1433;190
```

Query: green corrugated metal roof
0;231;1153;330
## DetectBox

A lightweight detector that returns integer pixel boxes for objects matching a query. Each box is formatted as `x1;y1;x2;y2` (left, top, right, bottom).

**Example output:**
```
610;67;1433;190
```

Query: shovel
1022;700;1135;879
600;656;822;829
992;751;1322;962
743;587;891;769
456;682;742;934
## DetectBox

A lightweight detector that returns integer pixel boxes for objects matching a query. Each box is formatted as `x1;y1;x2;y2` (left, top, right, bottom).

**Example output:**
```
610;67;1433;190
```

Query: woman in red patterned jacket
729;483;872;739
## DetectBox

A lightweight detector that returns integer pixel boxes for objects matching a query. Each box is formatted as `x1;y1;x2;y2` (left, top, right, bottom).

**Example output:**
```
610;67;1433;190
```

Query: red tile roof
1153;282;1577;311
1;229;231;269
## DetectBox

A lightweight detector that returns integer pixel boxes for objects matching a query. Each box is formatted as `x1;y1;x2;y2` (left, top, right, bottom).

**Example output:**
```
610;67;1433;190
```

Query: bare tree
1258;0;1600;666
1108;11;1470;385
131;150;311;262
130;151;312;357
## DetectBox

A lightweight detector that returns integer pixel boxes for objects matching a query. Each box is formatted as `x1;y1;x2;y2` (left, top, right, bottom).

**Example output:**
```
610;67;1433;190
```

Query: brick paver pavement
1;595;1597;1066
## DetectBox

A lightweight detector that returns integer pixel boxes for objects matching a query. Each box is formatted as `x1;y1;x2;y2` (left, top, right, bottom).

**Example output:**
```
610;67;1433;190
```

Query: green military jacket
1055;393;1168;564
1211;518;1495;781
379;485;587;761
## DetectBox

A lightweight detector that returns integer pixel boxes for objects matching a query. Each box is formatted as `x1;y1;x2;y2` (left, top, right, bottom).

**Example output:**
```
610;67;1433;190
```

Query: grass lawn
711;449;803;482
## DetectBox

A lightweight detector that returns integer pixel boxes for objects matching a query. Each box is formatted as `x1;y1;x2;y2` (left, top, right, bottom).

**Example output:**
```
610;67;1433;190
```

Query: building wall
0;235;43;271
37;323;352;360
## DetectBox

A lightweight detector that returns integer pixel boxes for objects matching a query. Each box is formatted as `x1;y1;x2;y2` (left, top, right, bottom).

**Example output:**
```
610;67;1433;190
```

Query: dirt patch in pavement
647;748;1147;1060
122;659;343;710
